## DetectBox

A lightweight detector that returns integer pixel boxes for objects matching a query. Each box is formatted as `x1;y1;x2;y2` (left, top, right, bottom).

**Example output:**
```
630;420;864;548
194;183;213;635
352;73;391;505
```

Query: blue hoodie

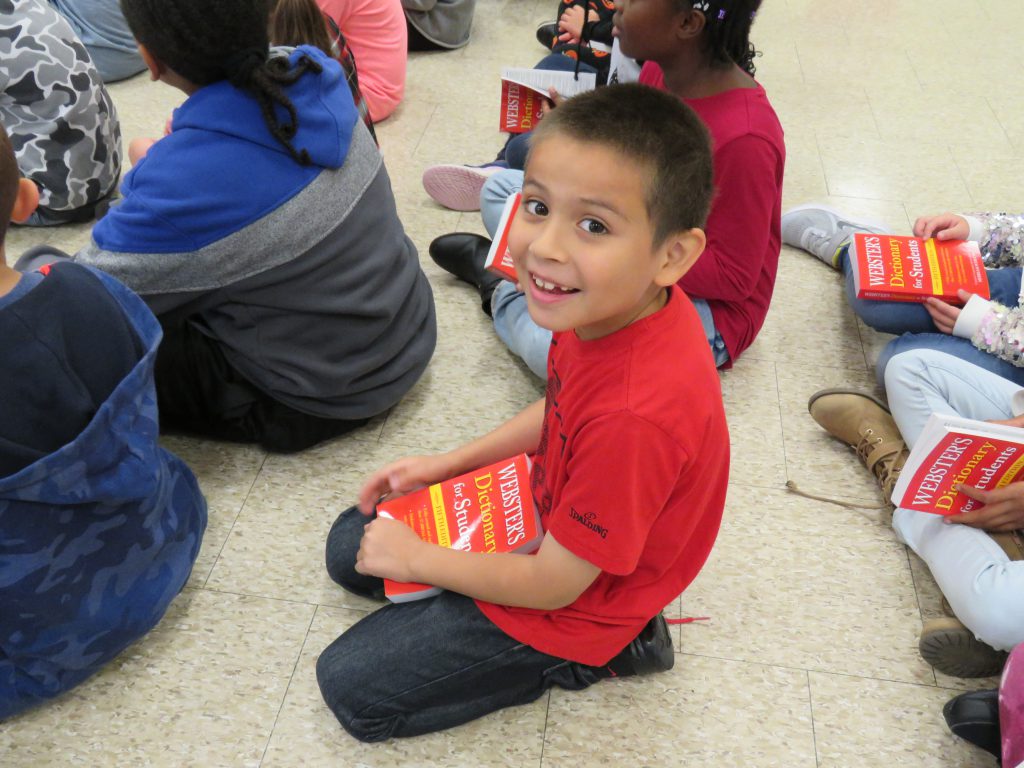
62;45;436;421
0;265;207;720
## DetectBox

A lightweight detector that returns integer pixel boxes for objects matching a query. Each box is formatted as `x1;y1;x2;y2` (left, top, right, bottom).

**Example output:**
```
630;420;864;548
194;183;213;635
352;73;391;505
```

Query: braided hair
690;0;762;77
121;0;322;165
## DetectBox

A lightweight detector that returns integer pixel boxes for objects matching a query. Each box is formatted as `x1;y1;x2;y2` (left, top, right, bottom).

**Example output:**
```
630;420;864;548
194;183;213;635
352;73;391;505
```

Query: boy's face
612;0;686;60
508;135;676;341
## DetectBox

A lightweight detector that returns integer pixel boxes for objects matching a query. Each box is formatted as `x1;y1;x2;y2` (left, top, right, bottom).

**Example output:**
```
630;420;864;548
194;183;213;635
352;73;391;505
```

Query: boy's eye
524;199;549;216
579;218;607;235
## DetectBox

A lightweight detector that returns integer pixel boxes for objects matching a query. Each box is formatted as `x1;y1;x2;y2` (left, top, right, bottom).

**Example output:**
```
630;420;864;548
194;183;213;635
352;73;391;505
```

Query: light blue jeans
883;348;1024;650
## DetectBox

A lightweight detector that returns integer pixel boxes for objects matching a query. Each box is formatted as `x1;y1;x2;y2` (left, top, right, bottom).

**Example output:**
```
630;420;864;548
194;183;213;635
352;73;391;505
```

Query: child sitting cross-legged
315;84;730;742
18;0;436;454
0;122;207;720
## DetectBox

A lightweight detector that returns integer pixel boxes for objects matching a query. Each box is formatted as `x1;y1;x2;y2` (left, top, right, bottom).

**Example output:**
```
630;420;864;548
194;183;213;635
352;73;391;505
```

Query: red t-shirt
476;287;730;665
640;62;785;366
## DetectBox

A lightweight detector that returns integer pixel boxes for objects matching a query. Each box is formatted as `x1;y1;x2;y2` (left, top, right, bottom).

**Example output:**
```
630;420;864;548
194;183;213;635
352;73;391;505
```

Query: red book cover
890;414;1024;516
849;233;989;303
484;192;521;282
377;454;542;602
498;68;597;135
499;79;545;134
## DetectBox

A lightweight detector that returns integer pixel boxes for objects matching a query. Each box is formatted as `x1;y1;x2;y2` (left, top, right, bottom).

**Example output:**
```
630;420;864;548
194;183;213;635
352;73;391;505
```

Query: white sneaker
422;164;501;211
781;204;890;269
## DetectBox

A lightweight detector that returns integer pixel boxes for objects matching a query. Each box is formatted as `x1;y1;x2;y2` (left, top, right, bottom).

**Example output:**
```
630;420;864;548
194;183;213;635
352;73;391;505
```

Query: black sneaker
943;689;1001;759
536;21;558;49
603;614;675;678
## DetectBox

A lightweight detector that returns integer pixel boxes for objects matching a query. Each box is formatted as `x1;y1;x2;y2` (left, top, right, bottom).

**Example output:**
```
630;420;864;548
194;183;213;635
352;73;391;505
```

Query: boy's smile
509;134;682;341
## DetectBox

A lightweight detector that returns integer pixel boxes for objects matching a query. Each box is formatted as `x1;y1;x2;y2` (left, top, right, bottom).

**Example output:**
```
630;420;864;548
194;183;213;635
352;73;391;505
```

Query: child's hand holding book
357;453;459;514
913;212;970;241
945;482;1024;532
923;288;973;334
354;514;427;582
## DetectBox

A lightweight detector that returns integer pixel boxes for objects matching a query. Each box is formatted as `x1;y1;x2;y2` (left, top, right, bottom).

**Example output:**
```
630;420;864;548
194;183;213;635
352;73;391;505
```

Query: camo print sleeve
0;0;121;213
971;212;1024;268
971;300;1024;367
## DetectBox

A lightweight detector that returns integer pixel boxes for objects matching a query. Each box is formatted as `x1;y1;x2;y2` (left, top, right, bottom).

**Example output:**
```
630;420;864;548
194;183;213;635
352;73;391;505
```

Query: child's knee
953;564;1024;651
324;506;365;586
315;641;400;742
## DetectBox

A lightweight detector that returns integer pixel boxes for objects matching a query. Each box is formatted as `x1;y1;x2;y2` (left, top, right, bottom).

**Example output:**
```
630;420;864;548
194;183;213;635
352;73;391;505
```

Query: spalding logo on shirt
569;507;608;539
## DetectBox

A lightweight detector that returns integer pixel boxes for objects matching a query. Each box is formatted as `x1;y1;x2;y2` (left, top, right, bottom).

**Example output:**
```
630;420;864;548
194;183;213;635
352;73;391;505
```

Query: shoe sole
422;166;490;211
919;627;1008;678
806;388;890;416
782;202;890;236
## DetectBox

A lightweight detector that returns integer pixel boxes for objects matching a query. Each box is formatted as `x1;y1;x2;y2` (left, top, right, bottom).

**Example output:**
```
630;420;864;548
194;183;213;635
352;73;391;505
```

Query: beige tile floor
0;0;1014;765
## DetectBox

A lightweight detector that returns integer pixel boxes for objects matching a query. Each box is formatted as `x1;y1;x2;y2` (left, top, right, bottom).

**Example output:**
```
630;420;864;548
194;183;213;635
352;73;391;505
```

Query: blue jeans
839;246;1022;335
316;507;605;741
490;281;730;379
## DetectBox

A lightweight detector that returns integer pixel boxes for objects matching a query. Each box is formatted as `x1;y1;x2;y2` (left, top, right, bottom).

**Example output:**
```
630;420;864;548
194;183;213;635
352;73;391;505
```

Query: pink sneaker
422;164;500;211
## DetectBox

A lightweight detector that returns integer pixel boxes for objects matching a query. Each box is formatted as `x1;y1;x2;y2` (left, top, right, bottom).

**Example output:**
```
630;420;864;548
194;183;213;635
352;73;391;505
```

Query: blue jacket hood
172;46;355;171
0;269;176;506
0;268;207;719
92;45;359;254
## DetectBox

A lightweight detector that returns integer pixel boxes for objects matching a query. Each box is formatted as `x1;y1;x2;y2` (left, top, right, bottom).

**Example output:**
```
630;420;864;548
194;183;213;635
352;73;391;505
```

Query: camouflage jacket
0;266;206;720
0;0;121;212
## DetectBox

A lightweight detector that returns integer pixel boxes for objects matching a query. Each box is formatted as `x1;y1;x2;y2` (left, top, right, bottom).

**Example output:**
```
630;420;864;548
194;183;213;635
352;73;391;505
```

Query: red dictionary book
890;414;1024;515
484;192;521;282
377;454;543;602
849;233;989;303
499;68;596;134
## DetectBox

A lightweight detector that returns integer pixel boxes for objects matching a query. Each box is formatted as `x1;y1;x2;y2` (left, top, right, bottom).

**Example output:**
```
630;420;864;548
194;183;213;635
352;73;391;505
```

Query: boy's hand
923;289;972;333
557;4;586;43
947;483;1024;532
355;516;425;582
357;454;456;514
540;88;563;118
913;213;970;241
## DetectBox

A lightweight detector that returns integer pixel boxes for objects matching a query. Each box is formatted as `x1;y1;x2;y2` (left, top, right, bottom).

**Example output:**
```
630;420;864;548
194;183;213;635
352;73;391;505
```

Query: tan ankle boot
919;617;1008;678
808;389;909;500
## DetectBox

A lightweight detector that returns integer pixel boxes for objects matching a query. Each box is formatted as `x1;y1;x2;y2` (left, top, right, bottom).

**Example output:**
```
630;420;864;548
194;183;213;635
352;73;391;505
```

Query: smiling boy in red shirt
316;83;730;742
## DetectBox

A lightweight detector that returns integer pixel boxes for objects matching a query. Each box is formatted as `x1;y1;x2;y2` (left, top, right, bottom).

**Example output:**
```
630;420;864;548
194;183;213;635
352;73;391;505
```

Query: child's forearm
442;398;546;476
408;534;599;611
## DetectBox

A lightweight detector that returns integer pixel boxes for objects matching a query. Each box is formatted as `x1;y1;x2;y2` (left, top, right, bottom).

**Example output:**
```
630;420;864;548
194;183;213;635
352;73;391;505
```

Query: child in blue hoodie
18;0;437;453
0;122;208;720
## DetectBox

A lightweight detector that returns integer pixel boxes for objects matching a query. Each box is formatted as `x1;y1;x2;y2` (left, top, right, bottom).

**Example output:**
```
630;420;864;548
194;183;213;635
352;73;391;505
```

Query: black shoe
943;688;1001;759
536;21;558;49
428;232;502;316
603;614;675;678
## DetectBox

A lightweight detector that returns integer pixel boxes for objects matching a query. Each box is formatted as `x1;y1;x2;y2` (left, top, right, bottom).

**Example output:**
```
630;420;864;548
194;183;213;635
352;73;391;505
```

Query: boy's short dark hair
0;122;19;245
530;83;714;245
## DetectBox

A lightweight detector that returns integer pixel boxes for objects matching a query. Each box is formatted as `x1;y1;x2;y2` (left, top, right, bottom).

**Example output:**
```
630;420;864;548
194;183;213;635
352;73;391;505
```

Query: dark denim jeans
316;507;605;742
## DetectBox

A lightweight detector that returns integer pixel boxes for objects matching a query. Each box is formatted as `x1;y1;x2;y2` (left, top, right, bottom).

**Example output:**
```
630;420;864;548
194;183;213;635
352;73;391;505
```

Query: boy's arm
357;517;600;610
358;398;547;512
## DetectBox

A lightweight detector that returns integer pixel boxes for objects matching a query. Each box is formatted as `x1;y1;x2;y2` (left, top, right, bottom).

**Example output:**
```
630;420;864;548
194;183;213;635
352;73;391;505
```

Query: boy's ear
655;228;706;286
137;43;164;82
10;178;39;223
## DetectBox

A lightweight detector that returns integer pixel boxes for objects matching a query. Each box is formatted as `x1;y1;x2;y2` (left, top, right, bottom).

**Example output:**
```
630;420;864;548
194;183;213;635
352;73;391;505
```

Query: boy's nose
530;221;568;263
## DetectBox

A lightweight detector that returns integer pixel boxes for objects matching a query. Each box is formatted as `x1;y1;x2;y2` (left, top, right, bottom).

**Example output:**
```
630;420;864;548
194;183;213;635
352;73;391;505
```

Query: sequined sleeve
972;300;1024;366
972;212;1024;268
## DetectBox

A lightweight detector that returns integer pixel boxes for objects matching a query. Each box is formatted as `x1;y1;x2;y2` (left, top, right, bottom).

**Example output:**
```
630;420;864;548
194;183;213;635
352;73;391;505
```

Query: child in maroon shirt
316;85;730;741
